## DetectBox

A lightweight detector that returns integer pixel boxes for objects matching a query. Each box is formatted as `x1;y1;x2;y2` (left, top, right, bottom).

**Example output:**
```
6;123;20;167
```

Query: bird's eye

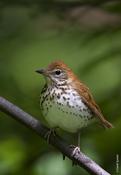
55;70;61;75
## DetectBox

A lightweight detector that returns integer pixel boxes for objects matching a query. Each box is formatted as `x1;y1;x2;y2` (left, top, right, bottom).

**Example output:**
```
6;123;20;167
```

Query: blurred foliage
0;1;121;175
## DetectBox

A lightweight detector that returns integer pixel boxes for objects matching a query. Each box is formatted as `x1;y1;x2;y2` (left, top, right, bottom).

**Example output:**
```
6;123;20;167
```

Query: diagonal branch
0;96;110;175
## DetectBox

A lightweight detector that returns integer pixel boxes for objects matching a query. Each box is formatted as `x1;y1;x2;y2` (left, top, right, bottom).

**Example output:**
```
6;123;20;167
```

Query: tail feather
102;119;114;129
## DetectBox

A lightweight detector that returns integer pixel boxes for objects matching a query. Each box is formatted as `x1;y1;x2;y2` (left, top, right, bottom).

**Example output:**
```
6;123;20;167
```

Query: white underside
41;86;95;133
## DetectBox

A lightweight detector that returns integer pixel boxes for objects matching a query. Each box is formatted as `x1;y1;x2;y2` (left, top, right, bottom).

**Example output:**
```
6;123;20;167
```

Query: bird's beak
35;69;45;74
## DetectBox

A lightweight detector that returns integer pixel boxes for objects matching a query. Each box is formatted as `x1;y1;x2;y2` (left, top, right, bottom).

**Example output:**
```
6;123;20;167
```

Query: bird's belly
42;99;94;133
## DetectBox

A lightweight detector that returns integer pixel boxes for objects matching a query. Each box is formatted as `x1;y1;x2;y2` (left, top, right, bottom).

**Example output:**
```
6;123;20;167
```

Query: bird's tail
102;119;114;129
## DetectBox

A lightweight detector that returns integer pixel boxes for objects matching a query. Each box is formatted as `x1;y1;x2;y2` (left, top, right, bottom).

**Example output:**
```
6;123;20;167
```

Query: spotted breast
40;84;94;133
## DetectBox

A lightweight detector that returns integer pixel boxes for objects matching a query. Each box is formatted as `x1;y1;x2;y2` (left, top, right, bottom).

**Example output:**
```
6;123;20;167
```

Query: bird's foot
69;145;81;166
44;128;56;144
71;146;80;156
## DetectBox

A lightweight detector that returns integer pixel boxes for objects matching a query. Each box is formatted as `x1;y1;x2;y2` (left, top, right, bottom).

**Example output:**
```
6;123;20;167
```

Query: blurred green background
0;0;121;175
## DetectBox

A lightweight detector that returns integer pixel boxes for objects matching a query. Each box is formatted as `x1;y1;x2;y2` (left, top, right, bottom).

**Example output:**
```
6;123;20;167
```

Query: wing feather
73;81;113;128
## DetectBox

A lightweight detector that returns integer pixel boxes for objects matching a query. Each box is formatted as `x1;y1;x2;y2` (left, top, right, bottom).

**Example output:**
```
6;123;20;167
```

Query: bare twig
0;96;110;175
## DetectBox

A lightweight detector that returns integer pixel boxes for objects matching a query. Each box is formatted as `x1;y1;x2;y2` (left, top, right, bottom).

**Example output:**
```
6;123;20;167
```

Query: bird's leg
63;132;81;162
69;132;81;166
44;128;56;144
70;132;81;156
63;133;80;161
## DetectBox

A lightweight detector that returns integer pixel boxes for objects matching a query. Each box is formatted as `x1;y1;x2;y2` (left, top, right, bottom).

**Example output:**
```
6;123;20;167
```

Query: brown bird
36;60;113;155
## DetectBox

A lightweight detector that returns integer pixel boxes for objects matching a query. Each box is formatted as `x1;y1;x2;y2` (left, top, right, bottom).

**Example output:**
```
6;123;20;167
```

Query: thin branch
0;96;110;175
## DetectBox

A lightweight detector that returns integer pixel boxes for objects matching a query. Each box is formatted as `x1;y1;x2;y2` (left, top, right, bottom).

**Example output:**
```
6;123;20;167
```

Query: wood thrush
36;60;113;156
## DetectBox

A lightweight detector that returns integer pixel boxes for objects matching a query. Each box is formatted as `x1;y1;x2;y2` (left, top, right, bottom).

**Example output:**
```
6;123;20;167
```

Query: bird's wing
74;82;113;128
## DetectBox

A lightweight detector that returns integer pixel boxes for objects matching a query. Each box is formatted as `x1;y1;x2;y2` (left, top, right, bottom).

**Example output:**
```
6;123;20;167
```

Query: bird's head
36;61;75;86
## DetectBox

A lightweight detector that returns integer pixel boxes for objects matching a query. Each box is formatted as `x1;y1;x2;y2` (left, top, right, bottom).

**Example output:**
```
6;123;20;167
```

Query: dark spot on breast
57;94;60;99
63;110;65;113
58;107;61;110
57;102;61;105
72;93;76;96
41;84;48;93
60;87;66;93
63;96;66;101
83;108;87;112
50;95;54;100
67;101;71;107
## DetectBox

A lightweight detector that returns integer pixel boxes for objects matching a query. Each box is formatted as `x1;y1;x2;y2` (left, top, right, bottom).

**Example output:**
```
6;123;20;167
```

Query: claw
71;146;80;157
69;145;81;166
